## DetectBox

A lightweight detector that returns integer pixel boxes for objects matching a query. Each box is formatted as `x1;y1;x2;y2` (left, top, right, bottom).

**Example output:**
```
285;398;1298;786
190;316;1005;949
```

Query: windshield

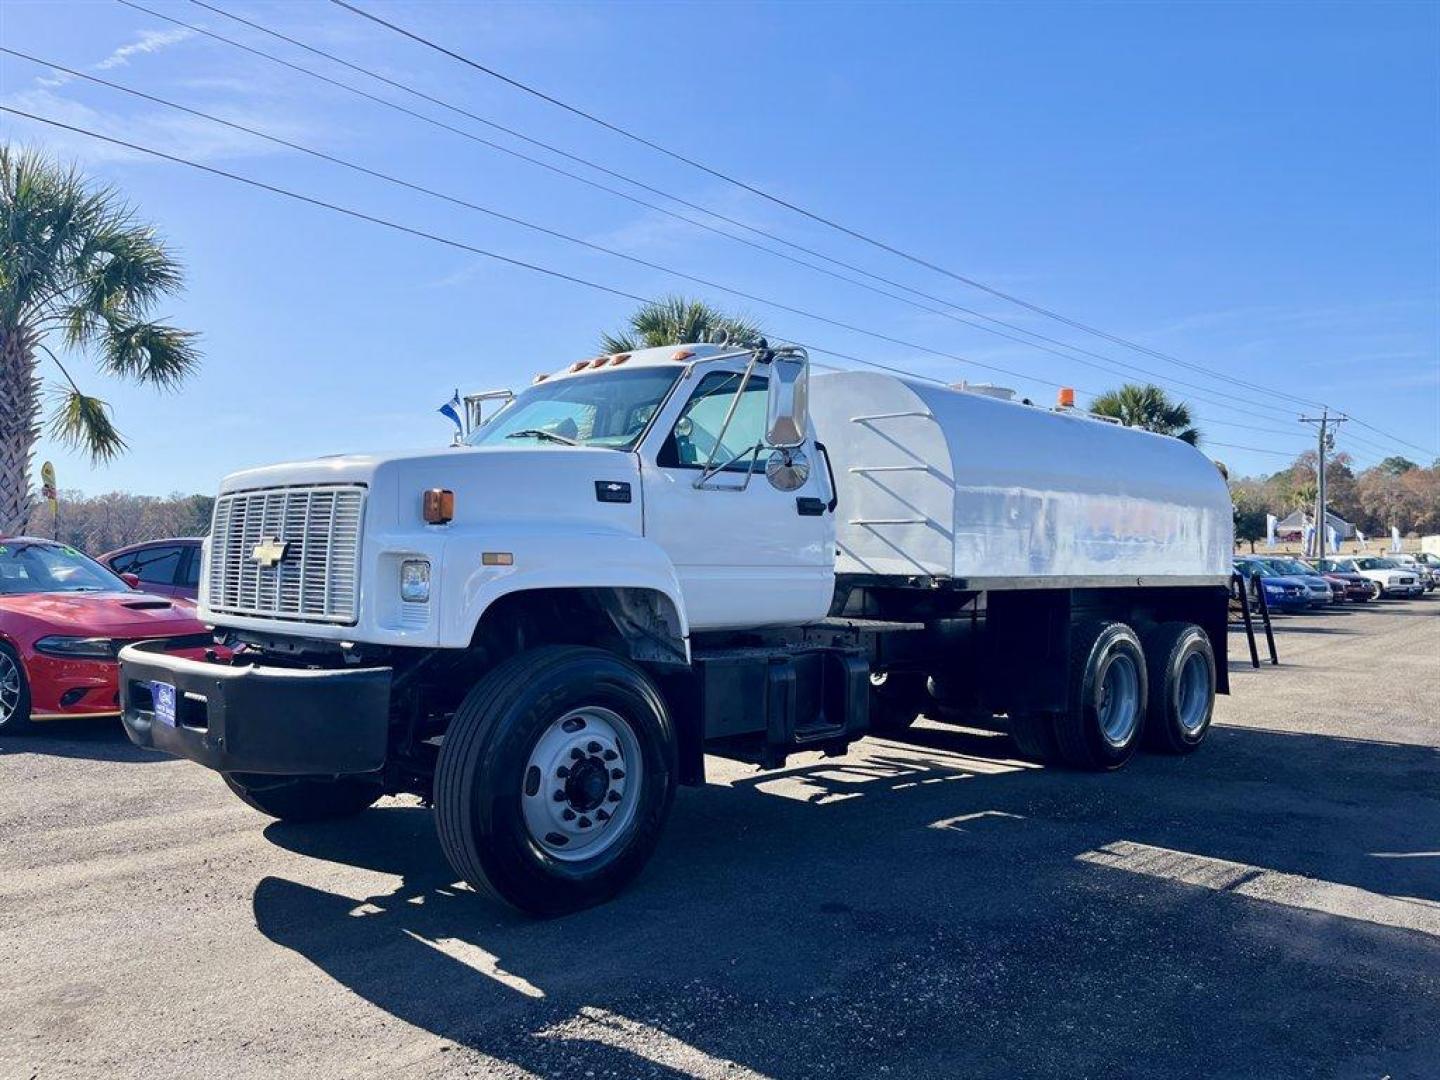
1358;558;1397;570
0;540;129;595
467;367;681;450
1318;559;1356;572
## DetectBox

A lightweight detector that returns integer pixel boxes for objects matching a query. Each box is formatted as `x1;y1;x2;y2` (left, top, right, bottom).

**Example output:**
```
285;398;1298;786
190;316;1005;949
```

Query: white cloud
94;28;196;72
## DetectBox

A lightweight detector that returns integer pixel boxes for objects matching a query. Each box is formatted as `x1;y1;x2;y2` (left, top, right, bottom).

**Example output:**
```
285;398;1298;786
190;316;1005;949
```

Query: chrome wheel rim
1176;651;1210;734
521;706;642;862
0;651;20;726
1097;652;1140;747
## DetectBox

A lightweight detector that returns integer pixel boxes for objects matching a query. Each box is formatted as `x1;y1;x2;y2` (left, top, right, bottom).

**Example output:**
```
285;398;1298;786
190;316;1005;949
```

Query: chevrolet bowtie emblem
251;536;291;568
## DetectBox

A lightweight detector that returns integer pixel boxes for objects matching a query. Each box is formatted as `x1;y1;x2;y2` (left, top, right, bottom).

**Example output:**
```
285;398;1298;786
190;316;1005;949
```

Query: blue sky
2;0;1436;495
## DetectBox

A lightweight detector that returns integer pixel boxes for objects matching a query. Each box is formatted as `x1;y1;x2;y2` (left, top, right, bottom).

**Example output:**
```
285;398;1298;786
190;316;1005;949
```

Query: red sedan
0;537;214;732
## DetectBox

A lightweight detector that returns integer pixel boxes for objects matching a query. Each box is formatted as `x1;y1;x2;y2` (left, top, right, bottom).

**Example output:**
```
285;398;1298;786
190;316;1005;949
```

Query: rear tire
223;773;382;821
434;646;676;916
1140;623;1215;755
0;643;34;734
1008;713;1059;764
868;670;927;733
1052;621;1147;771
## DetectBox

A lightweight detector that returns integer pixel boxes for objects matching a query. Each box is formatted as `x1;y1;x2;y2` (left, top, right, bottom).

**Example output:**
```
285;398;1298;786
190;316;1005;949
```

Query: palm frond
602;295;766;353
98;318;201;389
46;385;128;462
599;331;639;354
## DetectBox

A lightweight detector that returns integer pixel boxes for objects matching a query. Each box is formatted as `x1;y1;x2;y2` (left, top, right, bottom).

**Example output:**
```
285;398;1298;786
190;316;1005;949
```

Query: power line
329;0;1337;413
5;48;1322;453
331;0;1440;463
149;0;1314;426
0;104;1323;466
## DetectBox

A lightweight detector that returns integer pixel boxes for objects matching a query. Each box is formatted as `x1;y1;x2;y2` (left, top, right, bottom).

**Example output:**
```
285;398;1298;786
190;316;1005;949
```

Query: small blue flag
439;389;463;435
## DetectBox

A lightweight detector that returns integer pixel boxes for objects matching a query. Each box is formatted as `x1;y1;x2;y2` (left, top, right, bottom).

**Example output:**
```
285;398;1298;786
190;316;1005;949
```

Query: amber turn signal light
423;488;455;524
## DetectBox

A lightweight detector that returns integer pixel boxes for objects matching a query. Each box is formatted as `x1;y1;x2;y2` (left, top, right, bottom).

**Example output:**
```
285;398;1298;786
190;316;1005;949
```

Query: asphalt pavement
3;598;1437;1079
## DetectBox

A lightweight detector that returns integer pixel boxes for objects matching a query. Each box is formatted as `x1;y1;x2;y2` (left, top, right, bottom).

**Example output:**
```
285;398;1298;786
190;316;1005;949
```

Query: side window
131;545;183;586
108;552;137;575
659;371;769;470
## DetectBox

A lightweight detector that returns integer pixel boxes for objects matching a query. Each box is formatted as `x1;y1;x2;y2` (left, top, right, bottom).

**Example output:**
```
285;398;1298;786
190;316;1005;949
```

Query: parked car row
1233;552;1433;611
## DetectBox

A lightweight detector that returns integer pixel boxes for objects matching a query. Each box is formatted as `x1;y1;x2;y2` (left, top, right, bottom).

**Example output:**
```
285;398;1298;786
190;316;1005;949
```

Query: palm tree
1;147;198;533
1090;383;1201;445
600;296;764;354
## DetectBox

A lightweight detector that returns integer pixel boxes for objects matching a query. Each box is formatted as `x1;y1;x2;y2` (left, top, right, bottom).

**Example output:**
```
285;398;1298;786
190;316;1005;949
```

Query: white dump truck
120;342;1233;914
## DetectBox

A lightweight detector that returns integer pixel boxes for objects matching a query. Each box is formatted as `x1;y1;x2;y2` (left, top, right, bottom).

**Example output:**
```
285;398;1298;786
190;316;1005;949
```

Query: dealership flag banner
1328;525;1339;552
1302;523;1316;556
40;461;56;512
1391;526;1403;553
1356;529;1368;551
1265;514;1278;549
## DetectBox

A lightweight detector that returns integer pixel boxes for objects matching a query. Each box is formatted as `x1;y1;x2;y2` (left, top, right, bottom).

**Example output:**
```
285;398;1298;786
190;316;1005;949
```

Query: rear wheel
1141;623;1215;755
1008;713;1059;764
222;773;382;821
434;646;676;916
867;670;928;733
1052;621;1147;771
0;644;34;734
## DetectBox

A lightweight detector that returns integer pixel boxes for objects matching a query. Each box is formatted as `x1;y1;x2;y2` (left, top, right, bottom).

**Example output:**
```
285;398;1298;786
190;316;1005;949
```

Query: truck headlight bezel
400;559;431;603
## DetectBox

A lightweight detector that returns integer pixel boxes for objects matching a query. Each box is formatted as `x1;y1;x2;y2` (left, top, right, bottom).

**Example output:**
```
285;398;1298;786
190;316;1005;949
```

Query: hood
218;444;645;535
0;591;205;637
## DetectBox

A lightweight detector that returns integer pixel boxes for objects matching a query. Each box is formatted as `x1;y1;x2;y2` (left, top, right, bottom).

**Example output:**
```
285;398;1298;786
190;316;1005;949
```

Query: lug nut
577;816;592;829
586;741;601;754
556;765;570;779
607;791;621;803
611;768;625;780
553;789;567;802
602;749;617;762
570;747;584;761
562;808;576;821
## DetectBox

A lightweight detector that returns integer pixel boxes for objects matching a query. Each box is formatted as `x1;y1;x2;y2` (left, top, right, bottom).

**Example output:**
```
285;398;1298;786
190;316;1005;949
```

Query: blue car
1233;557;1312;612
1257;557;1336;607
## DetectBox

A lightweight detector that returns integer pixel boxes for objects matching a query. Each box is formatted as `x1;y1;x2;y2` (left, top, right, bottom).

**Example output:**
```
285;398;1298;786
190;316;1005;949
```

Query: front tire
0;643;34;734
1052;621;1147;771
1141;623;1215;755
222;773;382;821
434;646;676;916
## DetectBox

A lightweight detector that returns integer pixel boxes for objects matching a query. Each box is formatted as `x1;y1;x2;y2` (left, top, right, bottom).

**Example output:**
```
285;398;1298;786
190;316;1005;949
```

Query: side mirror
765;355;809;449
121;572;141;589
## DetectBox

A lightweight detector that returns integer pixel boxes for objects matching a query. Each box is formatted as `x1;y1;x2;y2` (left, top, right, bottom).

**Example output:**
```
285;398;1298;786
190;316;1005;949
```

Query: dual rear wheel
1010;620;1214;770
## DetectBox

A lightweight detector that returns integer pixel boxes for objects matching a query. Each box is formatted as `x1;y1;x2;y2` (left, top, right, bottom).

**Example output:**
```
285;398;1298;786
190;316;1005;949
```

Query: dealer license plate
152;681;177;727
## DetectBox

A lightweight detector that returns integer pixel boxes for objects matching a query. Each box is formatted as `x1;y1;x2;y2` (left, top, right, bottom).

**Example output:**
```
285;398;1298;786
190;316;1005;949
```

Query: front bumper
119;639;392;776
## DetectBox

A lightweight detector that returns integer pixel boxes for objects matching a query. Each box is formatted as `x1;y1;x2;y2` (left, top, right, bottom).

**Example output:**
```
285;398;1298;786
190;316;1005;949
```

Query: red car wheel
0;642;34;733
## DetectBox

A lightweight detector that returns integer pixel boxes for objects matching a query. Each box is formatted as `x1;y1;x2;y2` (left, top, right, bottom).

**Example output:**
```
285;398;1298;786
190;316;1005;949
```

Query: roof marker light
672;349;695;362
610;353;631;365
569;359;592;373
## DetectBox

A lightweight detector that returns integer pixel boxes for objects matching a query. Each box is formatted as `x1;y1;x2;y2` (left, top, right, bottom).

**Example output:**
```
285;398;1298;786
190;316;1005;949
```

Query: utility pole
1299;410;1347;560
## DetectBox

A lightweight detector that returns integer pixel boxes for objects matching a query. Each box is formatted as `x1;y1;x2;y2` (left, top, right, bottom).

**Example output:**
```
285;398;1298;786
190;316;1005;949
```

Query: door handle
796;497;827;516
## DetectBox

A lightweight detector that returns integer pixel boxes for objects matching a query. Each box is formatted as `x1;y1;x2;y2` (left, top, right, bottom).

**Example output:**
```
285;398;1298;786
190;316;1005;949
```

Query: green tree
601;296;764;354
1;147;199;533
1229;481;1270;553
1089;383;1201;445
1378;455;1418;475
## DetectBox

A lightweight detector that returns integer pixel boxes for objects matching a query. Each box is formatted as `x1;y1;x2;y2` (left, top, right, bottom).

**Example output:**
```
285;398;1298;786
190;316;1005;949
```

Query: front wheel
868;670;928;733
222;773;382;821
0;643;34;734
434;646;676;916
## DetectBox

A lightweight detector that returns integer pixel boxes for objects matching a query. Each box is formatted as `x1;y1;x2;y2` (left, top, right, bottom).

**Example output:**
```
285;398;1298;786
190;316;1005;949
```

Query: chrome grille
207;485;365;624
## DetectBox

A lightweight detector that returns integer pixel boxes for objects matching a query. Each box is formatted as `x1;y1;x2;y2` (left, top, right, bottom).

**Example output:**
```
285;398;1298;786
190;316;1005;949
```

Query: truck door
640;366;836;630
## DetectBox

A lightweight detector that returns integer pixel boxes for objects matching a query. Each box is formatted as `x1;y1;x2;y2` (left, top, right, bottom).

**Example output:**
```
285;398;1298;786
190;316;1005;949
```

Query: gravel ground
2;599;1437;1079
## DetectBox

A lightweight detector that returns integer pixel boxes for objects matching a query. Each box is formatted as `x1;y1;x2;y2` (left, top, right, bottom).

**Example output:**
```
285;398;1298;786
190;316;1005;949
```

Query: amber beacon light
422;488;455;524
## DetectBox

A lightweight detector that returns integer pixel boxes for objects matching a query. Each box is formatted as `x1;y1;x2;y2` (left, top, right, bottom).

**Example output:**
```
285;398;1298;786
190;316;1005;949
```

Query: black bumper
119;639;392;776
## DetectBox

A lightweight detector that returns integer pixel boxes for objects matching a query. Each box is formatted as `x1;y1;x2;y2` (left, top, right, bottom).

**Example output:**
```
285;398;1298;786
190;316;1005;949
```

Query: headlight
400;559;431;603
34;636;118;659
1264;583;1283;593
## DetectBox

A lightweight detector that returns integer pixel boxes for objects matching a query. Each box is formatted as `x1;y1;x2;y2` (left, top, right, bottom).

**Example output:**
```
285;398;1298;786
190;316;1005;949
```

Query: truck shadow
252;722;1440;1078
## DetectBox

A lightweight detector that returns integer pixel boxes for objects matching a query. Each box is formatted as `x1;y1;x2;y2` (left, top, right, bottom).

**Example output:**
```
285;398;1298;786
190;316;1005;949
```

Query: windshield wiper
505;428;579;446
